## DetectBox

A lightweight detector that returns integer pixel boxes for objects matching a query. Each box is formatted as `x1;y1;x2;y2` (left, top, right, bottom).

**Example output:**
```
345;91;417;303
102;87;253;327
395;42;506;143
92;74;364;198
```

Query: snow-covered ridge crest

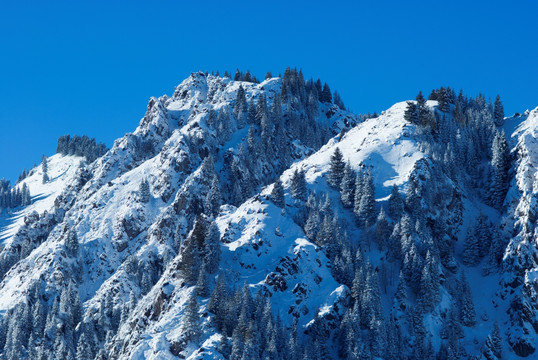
281;100;424;198
0;154;83;246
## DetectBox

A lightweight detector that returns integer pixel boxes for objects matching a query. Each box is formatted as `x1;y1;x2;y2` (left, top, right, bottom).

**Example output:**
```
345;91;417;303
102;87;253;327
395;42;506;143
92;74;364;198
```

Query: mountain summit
0;70;537;359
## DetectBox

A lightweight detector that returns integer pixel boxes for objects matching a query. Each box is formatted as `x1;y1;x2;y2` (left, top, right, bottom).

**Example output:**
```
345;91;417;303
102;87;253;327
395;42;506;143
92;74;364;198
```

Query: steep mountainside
0;71;537;360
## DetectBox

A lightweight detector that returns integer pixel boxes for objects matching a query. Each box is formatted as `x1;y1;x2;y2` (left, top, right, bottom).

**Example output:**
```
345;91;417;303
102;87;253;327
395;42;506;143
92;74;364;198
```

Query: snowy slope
280;101;424;199
0;72;361;360
0;154;83;245
1;70;538;359
500;107;538;356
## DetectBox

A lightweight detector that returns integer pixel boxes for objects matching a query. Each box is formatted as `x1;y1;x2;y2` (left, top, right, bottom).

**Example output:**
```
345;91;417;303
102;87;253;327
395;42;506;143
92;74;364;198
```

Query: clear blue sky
1;0;537;182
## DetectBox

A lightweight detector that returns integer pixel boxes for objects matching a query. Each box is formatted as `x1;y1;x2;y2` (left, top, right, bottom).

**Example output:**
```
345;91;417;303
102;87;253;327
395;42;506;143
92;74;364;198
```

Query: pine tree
204;222;221;274
290;169;307;201
438;87;450;112
375;208;390;249
394;270;407;311
482;321;502;360
139;179;150;203
179;222;203;284
459;272;476;327
321;83;332;103
340;164;355;208
483;228;504;274
463;225;480;266
76;332;93;360
490;131;510;209
271;179;285;208
354;169;376;227
181;291;202;344
205;174;221;216
404;101;419;124
387;185;403;219
493;95;504;126
42;155;49;183
327;147;345;188
65;230;80;257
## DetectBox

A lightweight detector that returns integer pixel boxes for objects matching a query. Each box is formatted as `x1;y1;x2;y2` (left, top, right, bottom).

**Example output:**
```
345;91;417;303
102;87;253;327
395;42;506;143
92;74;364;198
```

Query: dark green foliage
271;179;285;208
291;169;307;201
354;169;376;227
482;321;502;359
327;147;345;188
138;179;150;203
65;230;79;257
404;101;419;124
493;95;504;126
180;291;202;344
42;155;49;183
56;135;108;162
321;83;332;103
387;185;403;219
490;131;510;209
340;164;355;208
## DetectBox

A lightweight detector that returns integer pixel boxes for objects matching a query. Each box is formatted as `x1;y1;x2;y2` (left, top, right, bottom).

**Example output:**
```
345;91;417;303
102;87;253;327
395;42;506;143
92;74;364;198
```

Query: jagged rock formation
0;71;537;359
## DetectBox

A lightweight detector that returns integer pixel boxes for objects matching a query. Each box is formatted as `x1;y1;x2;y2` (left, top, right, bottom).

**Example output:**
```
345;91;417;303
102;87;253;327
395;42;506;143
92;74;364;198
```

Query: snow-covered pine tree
404;101;419;124
327;147;345;188
493;95;504;127
321;83;332;103
271;179;285;208
437;87;450;112
482;321;502;360
490;130;510;209
180;291;202;344
354;169;376;227
463;224;480;266
375;208;390;249
387;184;403;219
138;179;150;203
65;230;79;257
291;169;307;201
459;271;476;327
42;155;49;184
205;174;221;216
340;163;355;208
234;85;248;128
203;222;221;274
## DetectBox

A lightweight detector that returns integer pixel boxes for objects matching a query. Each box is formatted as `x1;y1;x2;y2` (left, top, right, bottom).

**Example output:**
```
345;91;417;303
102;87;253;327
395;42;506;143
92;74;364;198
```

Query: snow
2;70;537;359
280;101;423;199
0;154;83;245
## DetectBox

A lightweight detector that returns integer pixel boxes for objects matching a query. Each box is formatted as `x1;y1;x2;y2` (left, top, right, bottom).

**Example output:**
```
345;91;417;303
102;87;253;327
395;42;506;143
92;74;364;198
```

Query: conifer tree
327;147;345;188
490;131;510;209
387;185;403;219
493;95;504;126
482;321;502;360
321;83;332;103
404;101;419;124
459;272;476;327
139;179;150;203
291;169;307;201
463;225;480;266
42;155;49;183
271;179;285;208
340;164;355;208
180;291;202;344
65;230;80;257
205;174;221;217
204;222;221;274
354;169;376;227
375;208;390;249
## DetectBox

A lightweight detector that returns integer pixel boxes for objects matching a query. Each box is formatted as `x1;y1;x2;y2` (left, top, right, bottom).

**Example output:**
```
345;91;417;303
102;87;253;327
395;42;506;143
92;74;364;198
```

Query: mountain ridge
1;71;537;359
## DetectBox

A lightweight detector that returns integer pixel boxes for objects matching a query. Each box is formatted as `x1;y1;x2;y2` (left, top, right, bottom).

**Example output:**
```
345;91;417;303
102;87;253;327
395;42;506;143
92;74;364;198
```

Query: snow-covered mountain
1;71;537;359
